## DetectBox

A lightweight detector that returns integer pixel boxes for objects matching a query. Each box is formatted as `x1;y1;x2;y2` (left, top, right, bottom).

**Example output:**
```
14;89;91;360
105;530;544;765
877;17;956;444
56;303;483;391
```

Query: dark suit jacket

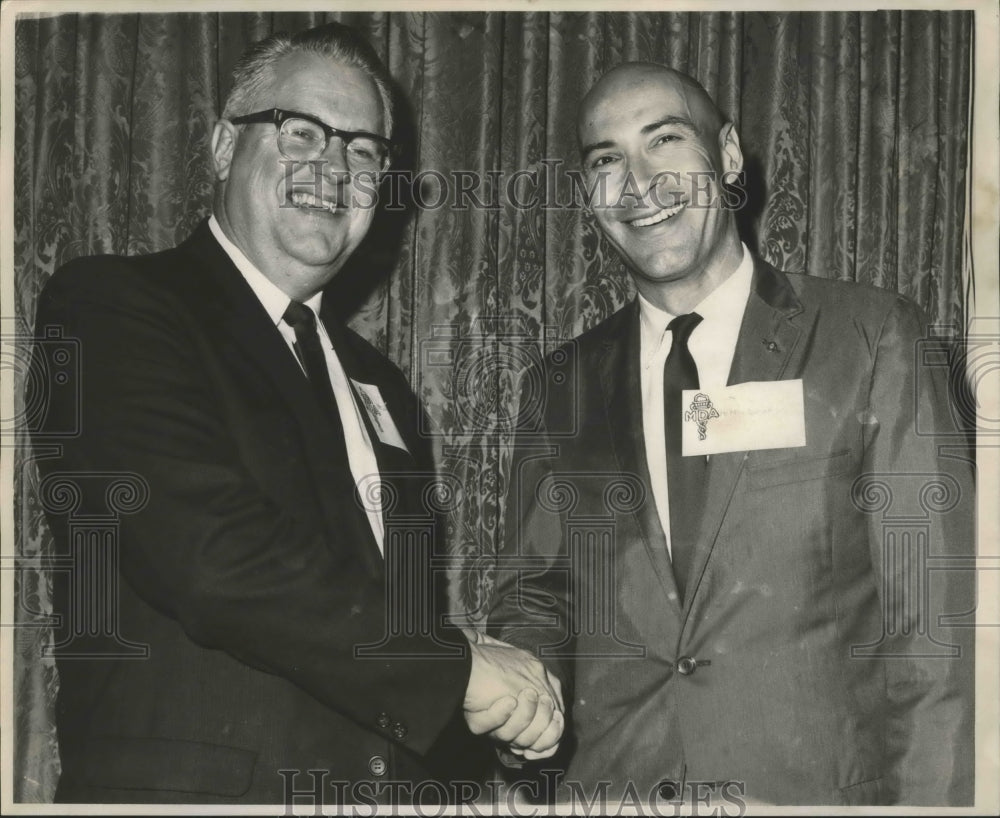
490;257;975;806
30;221;474;804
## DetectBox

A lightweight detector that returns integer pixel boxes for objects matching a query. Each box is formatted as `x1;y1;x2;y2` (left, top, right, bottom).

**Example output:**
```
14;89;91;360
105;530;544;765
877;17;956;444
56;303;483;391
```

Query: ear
718;122;744;176
211;120;237;182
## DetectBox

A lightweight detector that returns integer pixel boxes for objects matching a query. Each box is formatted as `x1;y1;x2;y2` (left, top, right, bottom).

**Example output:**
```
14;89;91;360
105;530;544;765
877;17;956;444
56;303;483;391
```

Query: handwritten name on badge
350;380;410;452
681;379;806;456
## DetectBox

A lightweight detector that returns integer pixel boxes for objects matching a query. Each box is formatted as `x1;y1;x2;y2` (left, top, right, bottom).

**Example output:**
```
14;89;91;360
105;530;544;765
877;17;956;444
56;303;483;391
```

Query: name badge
681;379;806;456
350;380;410;453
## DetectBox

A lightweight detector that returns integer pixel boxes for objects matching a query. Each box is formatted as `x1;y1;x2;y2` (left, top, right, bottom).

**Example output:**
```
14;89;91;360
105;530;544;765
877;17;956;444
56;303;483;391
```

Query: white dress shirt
208;215;385;553
638;243;754;557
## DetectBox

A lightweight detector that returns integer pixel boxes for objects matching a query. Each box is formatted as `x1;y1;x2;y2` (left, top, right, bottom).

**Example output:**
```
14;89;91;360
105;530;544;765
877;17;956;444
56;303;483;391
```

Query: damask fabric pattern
12;11;971;801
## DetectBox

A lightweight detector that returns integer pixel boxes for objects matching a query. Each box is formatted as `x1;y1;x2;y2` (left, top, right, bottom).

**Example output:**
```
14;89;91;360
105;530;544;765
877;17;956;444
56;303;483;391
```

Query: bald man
487;63;974;807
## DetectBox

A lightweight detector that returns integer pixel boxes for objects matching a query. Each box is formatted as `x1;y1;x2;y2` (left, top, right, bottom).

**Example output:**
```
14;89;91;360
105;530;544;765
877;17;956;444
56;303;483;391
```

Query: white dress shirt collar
208;214;322;321
638;242;754;386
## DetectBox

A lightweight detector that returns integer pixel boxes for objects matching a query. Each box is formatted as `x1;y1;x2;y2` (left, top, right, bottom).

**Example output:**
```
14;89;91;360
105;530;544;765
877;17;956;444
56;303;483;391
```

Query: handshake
462;631;565;759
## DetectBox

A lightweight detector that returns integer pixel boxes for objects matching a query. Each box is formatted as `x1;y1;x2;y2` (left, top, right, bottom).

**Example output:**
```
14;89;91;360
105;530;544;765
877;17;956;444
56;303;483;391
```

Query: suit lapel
179;222;383;576
600;304;684;614
320;307;421;465
681;258;811;612
727;259;806;386
322;314;425;526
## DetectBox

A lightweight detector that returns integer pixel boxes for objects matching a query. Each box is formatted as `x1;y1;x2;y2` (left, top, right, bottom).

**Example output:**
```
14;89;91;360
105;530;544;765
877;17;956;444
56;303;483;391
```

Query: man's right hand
462;633;564;758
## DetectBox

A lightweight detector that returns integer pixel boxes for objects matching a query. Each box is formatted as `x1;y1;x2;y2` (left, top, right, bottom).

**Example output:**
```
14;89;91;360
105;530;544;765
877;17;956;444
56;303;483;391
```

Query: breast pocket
746;449;854;490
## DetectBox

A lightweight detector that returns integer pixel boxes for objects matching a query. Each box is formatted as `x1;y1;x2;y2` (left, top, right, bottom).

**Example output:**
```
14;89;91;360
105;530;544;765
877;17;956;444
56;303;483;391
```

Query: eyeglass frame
229;107;394;171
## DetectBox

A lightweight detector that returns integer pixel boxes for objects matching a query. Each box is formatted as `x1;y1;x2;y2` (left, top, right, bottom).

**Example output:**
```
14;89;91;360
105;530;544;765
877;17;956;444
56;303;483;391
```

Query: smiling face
211;51;385;301
578;64;744;312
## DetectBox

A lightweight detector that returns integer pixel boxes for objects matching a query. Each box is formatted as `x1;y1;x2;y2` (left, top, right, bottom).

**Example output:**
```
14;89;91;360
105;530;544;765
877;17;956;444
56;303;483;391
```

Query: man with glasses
31;22;562;805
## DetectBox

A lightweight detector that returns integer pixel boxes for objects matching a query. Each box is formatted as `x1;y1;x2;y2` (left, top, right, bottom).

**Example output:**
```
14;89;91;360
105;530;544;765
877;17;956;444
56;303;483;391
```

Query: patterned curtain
12;10;972;801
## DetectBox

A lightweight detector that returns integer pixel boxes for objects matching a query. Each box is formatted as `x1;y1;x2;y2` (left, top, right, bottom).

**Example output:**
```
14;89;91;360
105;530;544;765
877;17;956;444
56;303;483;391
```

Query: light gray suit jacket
489;257;975;806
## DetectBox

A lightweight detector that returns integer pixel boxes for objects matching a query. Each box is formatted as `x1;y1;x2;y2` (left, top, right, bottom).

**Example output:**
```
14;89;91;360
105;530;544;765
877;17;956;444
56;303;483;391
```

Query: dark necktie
283;300;342;422
664;312;704;602
284;303;406;535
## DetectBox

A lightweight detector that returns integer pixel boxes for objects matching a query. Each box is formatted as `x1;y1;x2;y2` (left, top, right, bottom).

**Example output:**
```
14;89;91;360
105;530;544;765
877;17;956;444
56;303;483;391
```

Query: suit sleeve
863;296;975;805
31;261;470;755
486;355;575;700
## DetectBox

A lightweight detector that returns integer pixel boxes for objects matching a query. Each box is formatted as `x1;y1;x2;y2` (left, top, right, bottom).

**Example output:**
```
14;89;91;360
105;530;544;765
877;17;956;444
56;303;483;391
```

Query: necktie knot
281;300;333;407
283;300;316;331
668;312;702;346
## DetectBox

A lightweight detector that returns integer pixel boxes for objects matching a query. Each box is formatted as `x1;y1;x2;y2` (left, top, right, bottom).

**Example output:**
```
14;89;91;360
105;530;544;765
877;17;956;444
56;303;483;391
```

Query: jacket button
376;713;391;728
368;755;387;776
658;780;680;799
676;656;697;676
392;722;408;740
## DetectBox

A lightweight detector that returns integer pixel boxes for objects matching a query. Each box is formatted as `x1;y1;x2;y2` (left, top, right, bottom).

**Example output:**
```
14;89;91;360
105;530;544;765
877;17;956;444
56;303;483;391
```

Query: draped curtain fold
12;10;972;802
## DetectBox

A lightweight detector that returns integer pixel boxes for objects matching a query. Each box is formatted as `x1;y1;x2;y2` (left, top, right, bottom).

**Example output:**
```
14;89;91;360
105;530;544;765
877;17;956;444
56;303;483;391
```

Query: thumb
464;695;517;735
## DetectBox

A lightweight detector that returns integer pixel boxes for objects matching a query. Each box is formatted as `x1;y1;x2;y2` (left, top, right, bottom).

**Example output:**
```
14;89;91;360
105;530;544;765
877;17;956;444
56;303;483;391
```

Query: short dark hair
222;22;394;136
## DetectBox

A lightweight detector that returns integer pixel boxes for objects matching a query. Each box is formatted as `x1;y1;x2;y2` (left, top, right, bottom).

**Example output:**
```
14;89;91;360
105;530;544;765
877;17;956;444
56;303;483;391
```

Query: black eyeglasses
230;108;393;174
